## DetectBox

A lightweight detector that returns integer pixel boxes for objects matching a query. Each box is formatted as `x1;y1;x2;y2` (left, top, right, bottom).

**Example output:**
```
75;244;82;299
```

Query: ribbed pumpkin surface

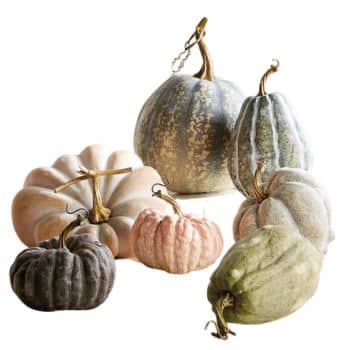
134;74;244;194
132;209;223;274
208;225;323;324
228;92;311;198
10;234;115;311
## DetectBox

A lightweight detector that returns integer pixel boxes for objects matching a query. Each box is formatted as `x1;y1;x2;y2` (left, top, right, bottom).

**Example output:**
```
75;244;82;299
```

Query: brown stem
58;212;88;249
54;167;132;224
151;183;183;216
205;293;236;340
257;59;280;96
193;17;214;81
252;164;268;203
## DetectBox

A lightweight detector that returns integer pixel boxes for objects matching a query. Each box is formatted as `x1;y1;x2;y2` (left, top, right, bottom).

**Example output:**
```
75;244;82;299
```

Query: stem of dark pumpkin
58;213;87;249
257;59;279;96
205;293;236;340
193;17;214;81
54;167;132;224
252;164;268;203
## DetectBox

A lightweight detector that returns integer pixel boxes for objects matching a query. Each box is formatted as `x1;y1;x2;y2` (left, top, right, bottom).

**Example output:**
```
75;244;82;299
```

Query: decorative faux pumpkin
228;60;311;198
134;17;244;194
12;144;167;258
131;184;223;273
206;225;323;340
10;212;116;311
233;166;333;253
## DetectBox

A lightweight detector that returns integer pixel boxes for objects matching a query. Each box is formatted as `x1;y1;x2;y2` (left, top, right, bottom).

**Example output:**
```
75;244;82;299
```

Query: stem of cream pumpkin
193;17;214;81
252;164;268;203
257;59;279;96
58;213;87;249
54;167;132;224
205;293;236;340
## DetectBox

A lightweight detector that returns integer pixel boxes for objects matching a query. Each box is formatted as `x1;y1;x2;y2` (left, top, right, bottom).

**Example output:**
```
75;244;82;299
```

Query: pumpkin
12;144;167;258
228;60;311;198
134;17;244;194
10;212;116;311
206;225;323;340
233;166;333;253
131;184;223;273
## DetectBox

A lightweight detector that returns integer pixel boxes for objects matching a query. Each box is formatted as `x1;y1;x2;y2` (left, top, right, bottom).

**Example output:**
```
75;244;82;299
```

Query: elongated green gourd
206;225;323;339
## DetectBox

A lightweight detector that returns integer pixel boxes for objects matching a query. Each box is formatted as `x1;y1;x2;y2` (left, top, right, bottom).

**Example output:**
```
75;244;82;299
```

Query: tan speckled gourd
131;184;223;273
10;213;116;311
233;166;333;253
12;144;167;258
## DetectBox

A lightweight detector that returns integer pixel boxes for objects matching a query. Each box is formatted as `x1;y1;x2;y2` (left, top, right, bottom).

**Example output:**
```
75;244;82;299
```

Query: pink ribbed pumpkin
131;185;223;274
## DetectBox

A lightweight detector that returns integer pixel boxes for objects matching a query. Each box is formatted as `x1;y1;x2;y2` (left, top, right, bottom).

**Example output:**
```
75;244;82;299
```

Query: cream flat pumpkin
12;144;167;258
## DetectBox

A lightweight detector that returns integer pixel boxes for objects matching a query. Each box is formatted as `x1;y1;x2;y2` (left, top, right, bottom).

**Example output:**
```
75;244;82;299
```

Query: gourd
228;60;311;198
131;184;223;273
12;144;167;258
206;225;323;340
134;17;245;194
10;211;115;311
233;166;333;253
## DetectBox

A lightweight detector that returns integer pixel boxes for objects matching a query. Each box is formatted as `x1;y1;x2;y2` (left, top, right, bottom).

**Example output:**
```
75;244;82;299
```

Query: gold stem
257;59;280;96
252;164;267;203
193;17;214;81
54;167;132;224
151;184;183;216
58;213;87;249
205;293;236;340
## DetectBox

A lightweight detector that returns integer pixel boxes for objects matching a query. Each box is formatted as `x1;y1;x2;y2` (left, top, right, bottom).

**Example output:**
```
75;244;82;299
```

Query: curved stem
58;213;87;249
257;59;279;96
252;164;268;203
193;17;214;81
54;167;132;224
205;293;236;340
151;184;183;216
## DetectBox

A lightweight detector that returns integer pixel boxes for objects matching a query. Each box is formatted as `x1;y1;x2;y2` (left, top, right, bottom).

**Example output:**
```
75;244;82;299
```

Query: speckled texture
208;225;323;324
11;145;168;258
228;92;311;198
233;168;334;253
134;74;244;194
10;234;115;311
131;209;223;274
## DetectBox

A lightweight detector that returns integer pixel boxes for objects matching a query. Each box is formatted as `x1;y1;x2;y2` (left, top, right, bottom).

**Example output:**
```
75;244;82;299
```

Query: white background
0;1;348;349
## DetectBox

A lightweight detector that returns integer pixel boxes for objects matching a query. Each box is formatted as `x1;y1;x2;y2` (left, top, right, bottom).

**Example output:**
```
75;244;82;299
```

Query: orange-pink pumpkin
131;185;223;274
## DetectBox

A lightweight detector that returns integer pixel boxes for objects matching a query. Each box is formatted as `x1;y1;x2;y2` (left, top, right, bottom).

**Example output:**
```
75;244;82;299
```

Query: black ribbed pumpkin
134;18;244;194
10;214;115;311
228;60;312;198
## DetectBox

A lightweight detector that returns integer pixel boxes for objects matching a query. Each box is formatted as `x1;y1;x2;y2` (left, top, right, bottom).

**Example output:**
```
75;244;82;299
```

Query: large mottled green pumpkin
228;61;311;198
134;18;244;194
207;225;323;339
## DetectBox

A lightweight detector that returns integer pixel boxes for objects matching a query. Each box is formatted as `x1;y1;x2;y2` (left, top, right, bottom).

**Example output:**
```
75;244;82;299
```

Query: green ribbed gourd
228;60;311;198
134;18;244;194
206;225;323;340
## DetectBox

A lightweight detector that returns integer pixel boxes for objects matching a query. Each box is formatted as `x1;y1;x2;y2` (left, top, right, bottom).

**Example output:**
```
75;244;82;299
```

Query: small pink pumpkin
131;184;223;274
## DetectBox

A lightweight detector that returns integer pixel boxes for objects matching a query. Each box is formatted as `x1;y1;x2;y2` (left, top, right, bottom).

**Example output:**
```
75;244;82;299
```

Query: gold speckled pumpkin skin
208;225;323;324
134;74;244;194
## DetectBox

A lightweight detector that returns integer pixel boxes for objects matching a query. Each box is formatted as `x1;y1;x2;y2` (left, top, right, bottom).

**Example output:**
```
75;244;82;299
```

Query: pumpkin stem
205;293;236;340
58;211;88;249
151;183;184;217
252;164;268;203
54;167;132;224
193;17;214;81
257;59;279;96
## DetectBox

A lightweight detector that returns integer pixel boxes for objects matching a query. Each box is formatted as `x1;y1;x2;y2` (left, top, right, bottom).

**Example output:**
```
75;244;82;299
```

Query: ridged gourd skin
228;92;311;198
10;234;115;311
207;225;323;324
134;74;245;194
234;168;334;253
132;209;223;274
11;144;167;258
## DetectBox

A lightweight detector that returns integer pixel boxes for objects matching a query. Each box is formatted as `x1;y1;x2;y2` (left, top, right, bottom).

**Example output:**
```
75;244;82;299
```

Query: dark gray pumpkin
228;61;311;198
10;231;115;311
134;19;244;194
